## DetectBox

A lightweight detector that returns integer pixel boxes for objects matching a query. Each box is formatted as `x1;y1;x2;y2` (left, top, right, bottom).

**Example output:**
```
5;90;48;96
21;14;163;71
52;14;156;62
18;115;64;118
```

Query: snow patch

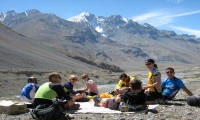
25;11;28;17
95;26;103;33
0;12;7;21
68;12;93;23
68;12;98;27
122;17;128;23
102;34;107;37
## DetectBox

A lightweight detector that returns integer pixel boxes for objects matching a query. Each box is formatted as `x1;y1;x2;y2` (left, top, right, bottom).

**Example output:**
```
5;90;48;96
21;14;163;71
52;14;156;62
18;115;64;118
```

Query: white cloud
171;26;200;37
170;10;200;17
133;12;163;22
133;9;200;27
133;11;172;26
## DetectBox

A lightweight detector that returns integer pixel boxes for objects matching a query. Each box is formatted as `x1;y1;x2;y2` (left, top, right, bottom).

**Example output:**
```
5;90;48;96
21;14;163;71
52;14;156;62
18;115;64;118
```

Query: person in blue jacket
162;68;193;100
20;77;39;103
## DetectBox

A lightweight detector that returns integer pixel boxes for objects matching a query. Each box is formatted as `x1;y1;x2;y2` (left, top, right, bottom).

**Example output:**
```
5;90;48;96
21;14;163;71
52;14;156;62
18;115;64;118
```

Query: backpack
118;102;147;112
30;98;66;120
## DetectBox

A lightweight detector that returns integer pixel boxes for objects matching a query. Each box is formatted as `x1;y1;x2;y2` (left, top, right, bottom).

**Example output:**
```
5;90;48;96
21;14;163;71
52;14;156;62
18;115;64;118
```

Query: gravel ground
1;103;199;120
1;67;200;120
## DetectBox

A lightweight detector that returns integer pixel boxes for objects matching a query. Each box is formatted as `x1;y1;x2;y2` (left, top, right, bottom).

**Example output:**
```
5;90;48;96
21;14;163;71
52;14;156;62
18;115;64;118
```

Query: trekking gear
100;92;113;98
120;91;147;112
118;102;128;112
93;95;101;106
30;98;67;120
186;95;200;107
118;102;147;112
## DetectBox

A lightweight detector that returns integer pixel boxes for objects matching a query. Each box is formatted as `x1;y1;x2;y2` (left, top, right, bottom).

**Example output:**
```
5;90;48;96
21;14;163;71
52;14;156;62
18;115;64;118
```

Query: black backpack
30;98;66;120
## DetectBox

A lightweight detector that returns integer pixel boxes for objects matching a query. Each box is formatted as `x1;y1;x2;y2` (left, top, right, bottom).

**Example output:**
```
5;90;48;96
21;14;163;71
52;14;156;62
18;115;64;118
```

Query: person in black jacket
94;79;146;110
121;79;146;105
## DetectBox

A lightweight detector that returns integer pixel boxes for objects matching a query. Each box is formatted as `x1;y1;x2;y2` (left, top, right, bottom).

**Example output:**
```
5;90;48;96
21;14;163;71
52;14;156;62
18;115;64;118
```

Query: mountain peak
0;10;17;21
6;10;17;15
67;12;97;28
0;12;6;21
25;9;41;15
107;15;127;22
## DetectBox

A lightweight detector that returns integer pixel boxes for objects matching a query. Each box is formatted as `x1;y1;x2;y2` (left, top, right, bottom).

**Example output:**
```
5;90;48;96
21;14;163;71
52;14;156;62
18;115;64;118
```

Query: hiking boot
93;95;101;106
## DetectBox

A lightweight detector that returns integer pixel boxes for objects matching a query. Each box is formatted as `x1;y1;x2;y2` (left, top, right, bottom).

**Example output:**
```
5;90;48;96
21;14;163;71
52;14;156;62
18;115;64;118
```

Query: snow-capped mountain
1;9;200;69
68;12;98;27
68;13;129;35
67;13;167;38
0;10;16;21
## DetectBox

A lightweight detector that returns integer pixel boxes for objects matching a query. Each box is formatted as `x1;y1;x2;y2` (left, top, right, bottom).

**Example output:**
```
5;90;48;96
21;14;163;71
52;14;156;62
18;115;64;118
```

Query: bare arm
182;87;193;96
82;84;90;92
148;77;161;88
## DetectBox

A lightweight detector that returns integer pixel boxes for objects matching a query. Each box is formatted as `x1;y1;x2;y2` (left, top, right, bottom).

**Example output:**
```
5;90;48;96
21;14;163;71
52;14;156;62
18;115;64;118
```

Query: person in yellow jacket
115;73;127;90
115;74;135;94
143;59;162;101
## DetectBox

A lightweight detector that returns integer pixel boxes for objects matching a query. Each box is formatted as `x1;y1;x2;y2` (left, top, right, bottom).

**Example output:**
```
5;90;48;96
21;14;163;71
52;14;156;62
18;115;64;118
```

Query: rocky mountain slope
0;22;123;72
1;10;200;71
0;22;102;71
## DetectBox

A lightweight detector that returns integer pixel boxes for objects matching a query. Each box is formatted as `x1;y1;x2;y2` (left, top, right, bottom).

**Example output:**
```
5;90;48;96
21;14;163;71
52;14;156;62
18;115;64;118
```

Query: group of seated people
20;73;98;109
20;59;200;112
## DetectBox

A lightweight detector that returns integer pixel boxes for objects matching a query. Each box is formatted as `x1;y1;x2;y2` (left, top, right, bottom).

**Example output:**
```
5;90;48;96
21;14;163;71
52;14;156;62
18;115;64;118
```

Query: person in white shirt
81;74;99;96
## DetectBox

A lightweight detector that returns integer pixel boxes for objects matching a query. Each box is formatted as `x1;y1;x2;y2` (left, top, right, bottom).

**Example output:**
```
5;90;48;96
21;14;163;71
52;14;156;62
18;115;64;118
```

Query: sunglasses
72;78;78;81
145;63;152;66
166;71;174;74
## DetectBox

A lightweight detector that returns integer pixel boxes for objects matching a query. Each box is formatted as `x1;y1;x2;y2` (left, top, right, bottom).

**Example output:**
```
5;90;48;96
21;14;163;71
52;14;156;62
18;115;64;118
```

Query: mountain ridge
1;9;200;71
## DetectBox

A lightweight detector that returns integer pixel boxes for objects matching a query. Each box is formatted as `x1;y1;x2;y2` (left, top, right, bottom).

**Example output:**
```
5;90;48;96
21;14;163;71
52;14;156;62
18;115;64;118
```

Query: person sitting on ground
94;79;146;111
20;77;39;103
115;73;130;94
80;74;99;96
161;68;193;101
33;72;75;108
125;75;135;87
143;59;162;101
186;94;200;107
63;75;85;101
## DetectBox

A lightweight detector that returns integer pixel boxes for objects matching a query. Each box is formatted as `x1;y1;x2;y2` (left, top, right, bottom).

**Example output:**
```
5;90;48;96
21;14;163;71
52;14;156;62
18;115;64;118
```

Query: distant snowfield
95;26;103;33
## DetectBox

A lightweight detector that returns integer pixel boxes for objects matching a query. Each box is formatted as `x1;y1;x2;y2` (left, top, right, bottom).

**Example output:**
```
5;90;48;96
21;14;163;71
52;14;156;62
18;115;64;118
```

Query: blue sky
1;0;200;37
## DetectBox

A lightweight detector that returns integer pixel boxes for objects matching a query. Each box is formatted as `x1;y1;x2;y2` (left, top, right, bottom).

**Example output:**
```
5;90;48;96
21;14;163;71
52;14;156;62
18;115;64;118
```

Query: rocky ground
0;67;200;120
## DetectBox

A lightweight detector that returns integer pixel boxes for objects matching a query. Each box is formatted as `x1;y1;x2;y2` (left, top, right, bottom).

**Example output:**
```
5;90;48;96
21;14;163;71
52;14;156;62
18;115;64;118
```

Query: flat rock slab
0;100;28;115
